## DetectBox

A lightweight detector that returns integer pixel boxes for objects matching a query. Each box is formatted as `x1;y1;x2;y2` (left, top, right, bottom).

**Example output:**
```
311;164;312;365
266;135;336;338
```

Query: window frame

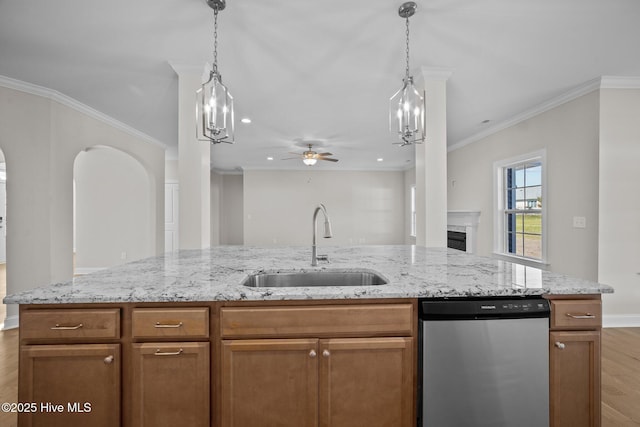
493;150;548;267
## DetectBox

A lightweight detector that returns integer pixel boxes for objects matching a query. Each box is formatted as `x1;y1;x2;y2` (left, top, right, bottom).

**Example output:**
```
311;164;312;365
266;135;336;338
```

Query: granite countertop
3;245;614;304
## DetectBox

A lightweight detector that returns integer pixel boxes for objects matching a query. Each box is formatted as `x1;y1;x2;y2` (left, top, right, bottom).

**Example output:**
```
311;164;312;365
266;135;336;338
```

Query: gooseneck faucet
312;204;333;266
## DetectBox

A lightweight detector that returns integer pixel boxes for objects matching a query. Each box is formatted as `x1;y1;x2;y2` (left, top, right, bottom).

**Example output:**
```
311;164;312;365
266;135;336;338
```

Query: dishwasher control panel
420;297;550;320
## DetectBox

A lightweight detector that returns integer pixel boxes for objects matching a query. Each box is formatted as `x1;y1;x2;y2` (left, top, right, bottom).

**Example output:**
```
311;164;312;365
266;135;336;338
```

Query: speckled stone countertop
3;245;614;304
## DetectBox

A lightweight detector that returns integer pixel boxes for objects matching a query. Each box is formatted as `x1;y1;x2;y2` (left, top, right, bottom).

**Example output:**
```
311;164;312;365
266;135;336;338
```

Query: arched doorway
73;146;151;274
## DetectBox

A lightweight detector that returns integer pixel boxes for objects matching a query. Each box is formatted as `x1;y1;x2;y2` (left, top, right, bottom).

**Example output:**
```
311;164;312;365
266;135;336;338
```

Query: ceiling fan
283;144;339;166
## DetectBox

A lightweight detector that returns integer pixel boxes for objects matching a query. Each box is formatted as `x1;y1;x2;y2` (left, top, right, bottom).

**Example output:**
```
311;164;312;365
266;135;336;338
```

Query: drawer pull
309;350;317;358
154;321;183;328
154;348;184;356
555;342;566;350
104;355;114;364
566;313;596;319
322;350;331;357
50;323;84;330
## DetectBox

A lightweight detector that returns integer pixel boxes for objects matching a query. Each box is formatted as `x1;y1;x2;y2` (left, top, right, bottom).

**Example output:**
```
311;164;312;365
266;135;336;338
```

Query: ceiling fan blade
281;157;300;160
288;152;303;156
320;158;339;162
317;152;333;157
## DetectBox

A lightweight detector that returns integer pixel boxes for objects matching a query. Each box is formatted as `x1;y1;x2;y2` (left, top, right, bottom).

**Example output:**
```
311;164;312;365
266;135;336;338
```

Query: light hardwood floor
0;327;638;427
0;263;6;325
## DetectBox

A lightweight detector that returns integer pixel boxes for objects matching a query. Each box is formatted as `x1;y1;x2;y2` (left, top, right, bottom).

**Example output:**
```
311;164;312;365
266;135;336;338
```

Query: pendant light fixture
389;1;425;146
196;0;234;144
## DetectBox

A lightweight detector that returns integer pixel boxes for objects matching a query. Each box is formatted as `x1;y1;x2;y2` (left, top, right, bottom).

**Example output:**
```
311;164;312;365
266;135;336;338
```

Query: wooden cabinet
18;307;122;427
548;296;602;427
129;307;210;427
220;303;416;427
318;337;413;427
131;342;209;427
221;339;319;427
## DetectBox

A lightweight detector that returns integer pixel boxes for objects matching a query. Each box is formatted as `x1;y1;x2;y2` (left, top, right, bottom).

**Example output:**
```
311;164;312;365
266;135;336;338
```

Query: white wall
210;171;221;246
220;174;244;245
598;89;640;319
404;167;416;245
0;82;165;328
448;91;600;281
74;147;151;269
243;170;406;246
165;159;179;182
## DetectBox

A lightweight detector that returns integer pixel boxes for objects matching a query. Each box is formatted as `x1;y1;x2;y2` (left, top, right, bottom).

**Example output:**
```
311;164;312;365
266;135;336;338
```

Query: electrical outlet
121;251;127;260
572;216;586;229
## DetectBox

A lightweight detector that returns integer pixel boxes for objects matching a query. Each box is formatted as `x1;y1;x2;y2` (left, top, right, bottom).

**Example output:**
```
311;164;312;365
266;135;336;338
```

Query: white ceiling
1;0;640;171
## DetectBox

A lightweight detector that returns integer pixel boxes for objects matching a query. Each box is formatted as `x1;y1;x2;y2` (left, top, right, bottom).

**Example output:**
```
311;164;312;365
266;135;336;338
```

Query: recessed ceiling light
267;156;274;161
241;118;252;124
377;158;384;162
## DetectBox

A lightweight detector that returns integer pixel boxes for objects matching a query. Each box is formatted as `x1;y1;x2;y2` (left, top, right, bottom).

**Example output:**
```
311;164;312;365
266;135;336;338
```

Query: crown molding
449;77;605;152
168;62;204;76
450;75;640;152
420;66;454;82
600;75;640;89
0;74;167;150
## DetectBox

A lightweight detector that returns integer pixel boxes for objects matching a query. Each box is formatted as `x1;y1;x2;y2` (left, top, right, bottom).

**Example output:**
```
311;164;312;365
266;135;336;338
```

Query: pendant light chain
212;8;219;74
405;17;411;80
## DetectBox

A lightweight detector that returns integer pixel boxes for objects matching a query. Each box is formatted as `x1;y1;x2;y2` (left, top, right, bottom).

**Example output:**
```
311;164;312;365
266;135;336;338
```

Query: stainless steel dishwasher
419;297;550;427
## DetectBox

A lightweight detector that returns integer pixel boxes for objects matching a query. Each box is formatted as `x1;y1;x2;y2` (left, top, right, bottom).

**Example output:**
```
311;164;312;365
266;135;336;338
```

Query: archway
73;146;152;274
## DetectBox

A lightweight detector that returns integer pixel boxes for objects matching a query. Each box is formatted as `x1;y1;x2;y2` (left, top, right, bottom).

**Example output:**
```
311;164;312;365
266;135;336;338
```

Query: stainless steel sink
241;269;389;288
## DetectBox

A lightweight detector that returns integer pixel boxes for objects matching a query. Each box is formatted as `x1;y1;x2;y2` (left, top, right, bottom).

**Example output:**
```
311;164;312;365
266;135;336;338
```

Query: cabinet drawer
132;308;209;339
550;300;602;330
21;309;120;340
221;304;413;338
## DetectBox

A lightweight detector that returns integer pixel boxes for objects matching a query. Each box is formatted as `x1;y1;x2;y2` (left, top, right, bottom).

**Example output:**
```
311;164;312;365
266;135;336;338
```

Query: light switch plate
573;216;587;228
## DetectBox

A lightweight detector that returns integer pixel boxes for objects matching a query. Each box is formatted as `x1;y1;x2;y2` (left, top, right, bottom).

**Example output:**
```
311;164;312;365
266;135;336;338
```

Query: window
494;151;546;263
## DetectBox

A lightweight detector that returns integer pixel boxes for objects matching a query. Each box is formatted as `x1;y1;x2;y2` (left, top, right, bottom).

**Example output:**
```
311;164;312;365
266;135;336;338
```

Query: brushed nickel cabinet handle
566;313;595;319
50;323;83;330
154;321;183;328
104;355;114;364
154;348;184;356
309;350;317;358
555;342;566;350
322;350;331;357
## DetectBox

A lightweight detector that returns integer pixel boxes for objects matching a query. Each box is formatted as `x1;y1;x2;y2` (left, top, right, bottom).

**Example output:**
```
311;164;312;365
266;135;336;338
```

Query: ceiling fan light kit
389;1;426;147
284;144;339;166
196;0;235;144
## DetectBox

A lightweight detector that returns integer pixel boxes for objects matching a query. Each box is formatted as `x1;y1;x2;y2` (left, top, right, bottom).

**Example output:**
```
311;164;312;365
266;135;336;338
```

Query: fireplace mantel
447;211;481;253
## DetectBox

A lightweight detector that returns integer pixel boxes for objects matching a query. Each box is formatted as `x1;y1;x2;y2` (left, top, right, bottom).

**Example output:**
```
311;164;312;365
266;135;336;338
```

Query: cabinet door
550;331;601;427
131;342;209;427
221;338;319;427
19;344;120;427
319;337;414;427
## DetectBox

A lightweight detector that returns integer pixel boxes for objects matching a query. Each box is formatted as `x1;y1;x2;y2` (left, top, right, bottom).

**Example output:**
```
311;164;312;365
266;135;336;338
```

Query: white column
170;63;211;249
415;67;453;247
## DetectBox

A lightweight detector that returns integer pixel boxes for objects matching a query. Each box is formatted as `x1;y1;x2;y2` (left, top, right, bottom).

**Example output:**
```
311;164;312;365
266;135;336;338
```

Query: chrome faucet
312;204;332;266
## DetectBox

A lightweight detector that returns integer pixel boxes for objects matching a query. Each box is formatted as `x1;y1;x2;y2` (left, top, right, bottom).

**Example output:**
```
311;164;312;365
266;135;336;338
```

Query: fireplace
447;211;481;254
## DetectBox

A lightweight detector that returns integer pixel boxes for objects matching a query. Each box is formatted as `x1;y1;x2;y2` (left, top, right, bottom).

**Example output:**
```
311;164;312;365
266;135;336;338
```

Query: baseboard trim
1;314;19;330
603;314;640;328
74;267;108;275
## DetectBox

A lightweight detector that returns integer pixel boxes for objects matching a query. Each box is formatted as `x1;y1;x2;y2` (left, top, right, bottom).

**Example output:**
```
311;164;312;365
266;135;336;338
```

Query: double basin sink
242;269;389;288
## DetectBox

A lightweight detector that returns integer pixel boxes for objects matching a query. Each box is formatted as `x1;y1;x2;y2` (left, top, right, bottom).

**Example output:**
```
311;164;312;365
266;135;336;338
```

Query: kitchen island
4;245;613;304
4;246;614;427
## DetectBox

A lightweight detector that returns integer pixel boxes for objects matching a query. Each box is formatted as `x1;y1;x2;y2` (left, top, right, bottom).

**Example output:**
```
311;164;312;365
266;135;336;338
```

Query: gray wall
243;170;406;246
448;91;600;281
0;83;165;328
